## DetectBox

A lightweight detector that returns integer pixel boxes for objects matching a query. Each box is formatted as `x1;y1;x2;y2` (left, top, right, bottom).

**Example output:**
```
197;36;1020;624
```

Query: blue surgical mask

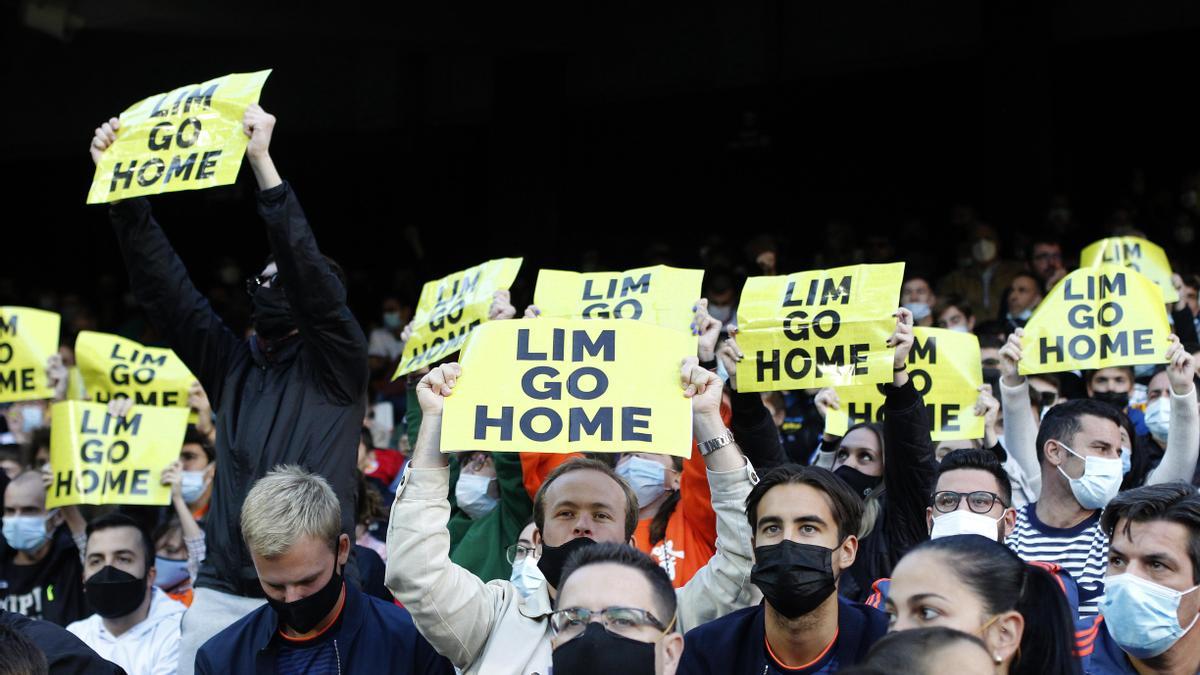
1100;572;1200;659
1145;397;1171;442
509;554;545;600
902;302;931;322
154;556;191;591
1056;442;1123;509
616;456;667;508
180;470;209;505
455;473;498;520
383;311;403;329
20;406;43;433
948;324;970;333
1008;308;1033;322
2;511;55;553
1121;447;1132;476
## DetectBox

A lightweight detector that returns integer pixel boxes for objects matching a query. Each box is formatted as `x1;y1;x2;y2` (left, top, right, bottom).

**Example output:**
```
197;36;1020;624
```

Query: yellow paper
825;327;984;441
736;263;904;392
0;307;61;403
1081;236;1178;303
75;332;197;410
442;319;694;457
47;401;188;508
87;70;272;204
393;257;524;377
1020;265;1169;375
534;265;704;333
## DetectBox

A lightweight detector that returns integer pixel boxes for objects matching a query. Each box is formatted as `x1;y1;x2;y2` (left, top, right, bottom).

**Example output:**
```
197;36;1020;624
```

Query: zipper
334;638;341;675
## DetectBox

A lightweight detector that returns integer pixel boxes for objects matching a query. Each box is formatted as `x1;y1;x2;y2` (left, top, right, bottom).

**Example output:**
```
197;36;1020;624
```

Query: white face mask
903;302;932;322
948;323;970;333
180;470;209;505
509;554;545;600
930;509;1005;542
455;473;499;520
1145;396;1171;442
1056;442;1123;509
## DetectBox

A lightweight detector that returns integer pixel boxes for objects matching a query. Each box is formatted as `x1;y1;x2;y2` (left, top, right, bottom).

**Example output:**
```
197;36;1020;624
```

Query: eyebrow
908;592;949;603
794;515;828;527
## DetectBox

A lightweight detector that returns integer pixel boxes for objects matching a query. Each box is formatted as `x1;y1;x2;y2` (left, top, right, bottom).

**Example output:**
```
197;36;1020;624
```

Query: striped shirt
1005;503;1109;617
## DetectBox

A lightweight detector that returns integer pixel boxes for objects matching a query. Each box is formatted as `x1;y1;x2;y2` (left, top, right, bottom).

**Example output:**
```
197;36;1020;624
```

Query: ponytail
1011;564;1081;675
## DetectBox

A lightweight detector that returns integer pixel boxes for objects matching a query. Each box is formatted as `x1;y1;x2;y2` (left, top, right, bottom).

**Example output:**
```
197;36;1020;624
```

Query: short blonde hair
240;465;342;559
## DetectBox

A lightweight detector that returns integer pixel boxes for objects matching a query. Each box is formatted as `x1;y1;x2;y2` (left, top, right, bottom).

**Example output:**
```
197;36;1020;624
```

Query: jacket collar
254;582;364;655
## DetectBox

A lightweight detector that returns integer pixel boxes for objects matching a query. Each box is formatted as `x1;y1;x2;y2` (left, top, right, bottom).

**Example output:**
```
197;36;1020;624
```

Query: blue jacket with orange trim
1076;616;1138;674
680;597;887;674
864;561;1081;618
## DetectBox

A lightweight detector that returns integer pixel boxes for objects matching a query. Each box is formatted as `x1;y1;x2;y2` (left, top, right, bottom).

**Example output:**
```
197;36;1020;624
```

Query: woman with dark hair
809;308;938;601
885;534;1081;675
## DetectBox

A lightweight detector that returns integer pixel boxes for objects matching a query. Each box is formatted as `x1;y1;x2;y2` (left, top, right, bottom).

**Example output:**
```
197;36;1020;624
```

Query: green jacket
408;396;532;582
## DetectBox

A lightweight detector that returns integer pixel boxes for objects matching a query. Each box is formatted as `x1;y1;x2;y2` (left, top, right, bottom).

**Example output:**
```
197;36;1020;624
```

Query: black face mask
1092;390;1130;411
834;465;881;499
85;565;147;619
537;536;596;589
266;559;344;634
751;540;838;619
551;622;656;675
252;285;297;341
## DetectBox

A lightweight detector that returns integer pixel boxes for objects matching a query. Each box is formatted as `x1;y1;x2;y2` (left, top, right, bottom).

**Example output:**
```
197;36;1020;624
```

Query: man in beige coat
386;357;759;675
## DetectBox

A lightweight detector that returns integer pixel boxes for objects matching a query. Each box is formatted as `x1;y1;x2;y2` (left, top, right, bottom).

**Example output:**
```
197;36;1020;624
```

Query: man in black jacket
1;609;124;674
89;104;368;674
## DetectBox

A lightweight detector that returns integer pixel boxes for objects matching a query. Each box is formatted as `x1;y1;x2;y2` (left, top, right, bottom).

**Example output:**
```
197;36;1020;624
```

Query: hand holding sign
1166;335;1196;396
242;104;275;160
417;363;462;416
717;335;744;391
998;328;1024;386
489;290;517;321
974;384;1000;448
693;299;723;362
90;117;121;166
888;308;915;386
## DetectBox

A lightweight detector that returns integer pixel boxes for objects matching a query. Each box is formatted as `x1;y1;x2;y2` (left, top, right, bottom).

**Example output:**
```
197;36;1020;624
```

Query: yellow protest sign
87;70;272;204
1081;236;1178;303
75;332;197;410
393;257;524;377
1020;265;1169;375
46;401;187;508
442;319;694;457
736;263;904;392
533;265;704;333
0;307;60;403
825;327;984;441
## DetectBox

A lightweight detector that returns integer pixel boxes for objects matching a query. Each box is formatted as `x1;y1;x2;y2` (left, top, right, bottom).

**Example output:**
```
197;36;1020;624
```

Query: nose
572;514;594;538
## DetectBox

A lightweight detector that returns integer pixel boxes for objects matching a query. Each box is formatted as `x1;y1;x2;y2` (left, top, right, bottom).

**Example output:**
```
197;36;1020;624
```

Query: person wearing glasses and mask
89;105;369;674
865;449;1081;619
551;543;684;675
680;465;887;674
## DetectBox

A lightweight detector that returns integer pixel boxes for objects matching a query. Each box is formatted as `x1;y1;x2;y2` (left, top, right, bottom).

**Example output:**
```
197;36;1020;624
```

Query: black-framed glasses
549;606;673;640
931;490;1007;514
245;272;281;296
506;544;534;565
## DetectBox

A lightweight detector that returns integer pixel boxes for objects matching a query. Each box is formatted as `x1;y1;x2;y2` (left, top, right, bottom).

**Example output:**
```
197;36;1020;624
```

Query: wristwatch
698;430;735;456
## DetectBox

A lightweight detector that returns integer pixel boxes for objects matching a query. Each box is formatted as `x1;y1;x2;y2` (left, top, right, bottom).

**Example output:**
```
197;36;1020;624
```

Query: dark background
3;0;1200;337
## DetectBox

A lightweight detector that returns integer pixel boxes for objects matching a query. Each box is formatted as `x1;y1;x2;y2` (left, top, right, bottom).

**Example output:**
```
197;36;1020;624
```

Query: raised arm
997;328;1042;497
243;106;368;404
1148;336;1200;484
676;358;761;631
879;309;937;553
385;363;506;669
91;118;240;401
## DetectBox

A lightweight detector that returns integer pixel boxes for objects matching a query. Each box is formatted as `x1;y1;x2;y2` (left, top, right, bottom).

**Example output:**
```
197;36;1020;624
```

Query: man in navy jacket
196;467;450;675
680;465;887;674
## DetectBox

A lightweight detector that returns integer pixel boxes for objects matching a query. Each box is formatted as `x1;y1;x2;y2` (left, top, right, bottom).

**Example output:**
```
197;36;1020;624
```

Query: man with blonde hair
196;466;451;675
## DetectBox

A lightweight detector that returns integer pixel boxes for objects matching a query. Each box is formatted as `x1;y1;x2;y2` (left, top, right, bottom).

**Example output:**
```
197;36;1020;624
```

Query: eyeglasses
506;544;535;565
931;490;1007;514
549;606;674;640
245;272;281;296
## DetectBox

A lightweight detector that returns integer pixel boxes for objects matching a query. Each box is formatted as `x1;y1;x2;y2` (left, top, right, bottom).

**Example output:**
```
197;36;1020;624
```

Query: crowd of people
3;105;1200;675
